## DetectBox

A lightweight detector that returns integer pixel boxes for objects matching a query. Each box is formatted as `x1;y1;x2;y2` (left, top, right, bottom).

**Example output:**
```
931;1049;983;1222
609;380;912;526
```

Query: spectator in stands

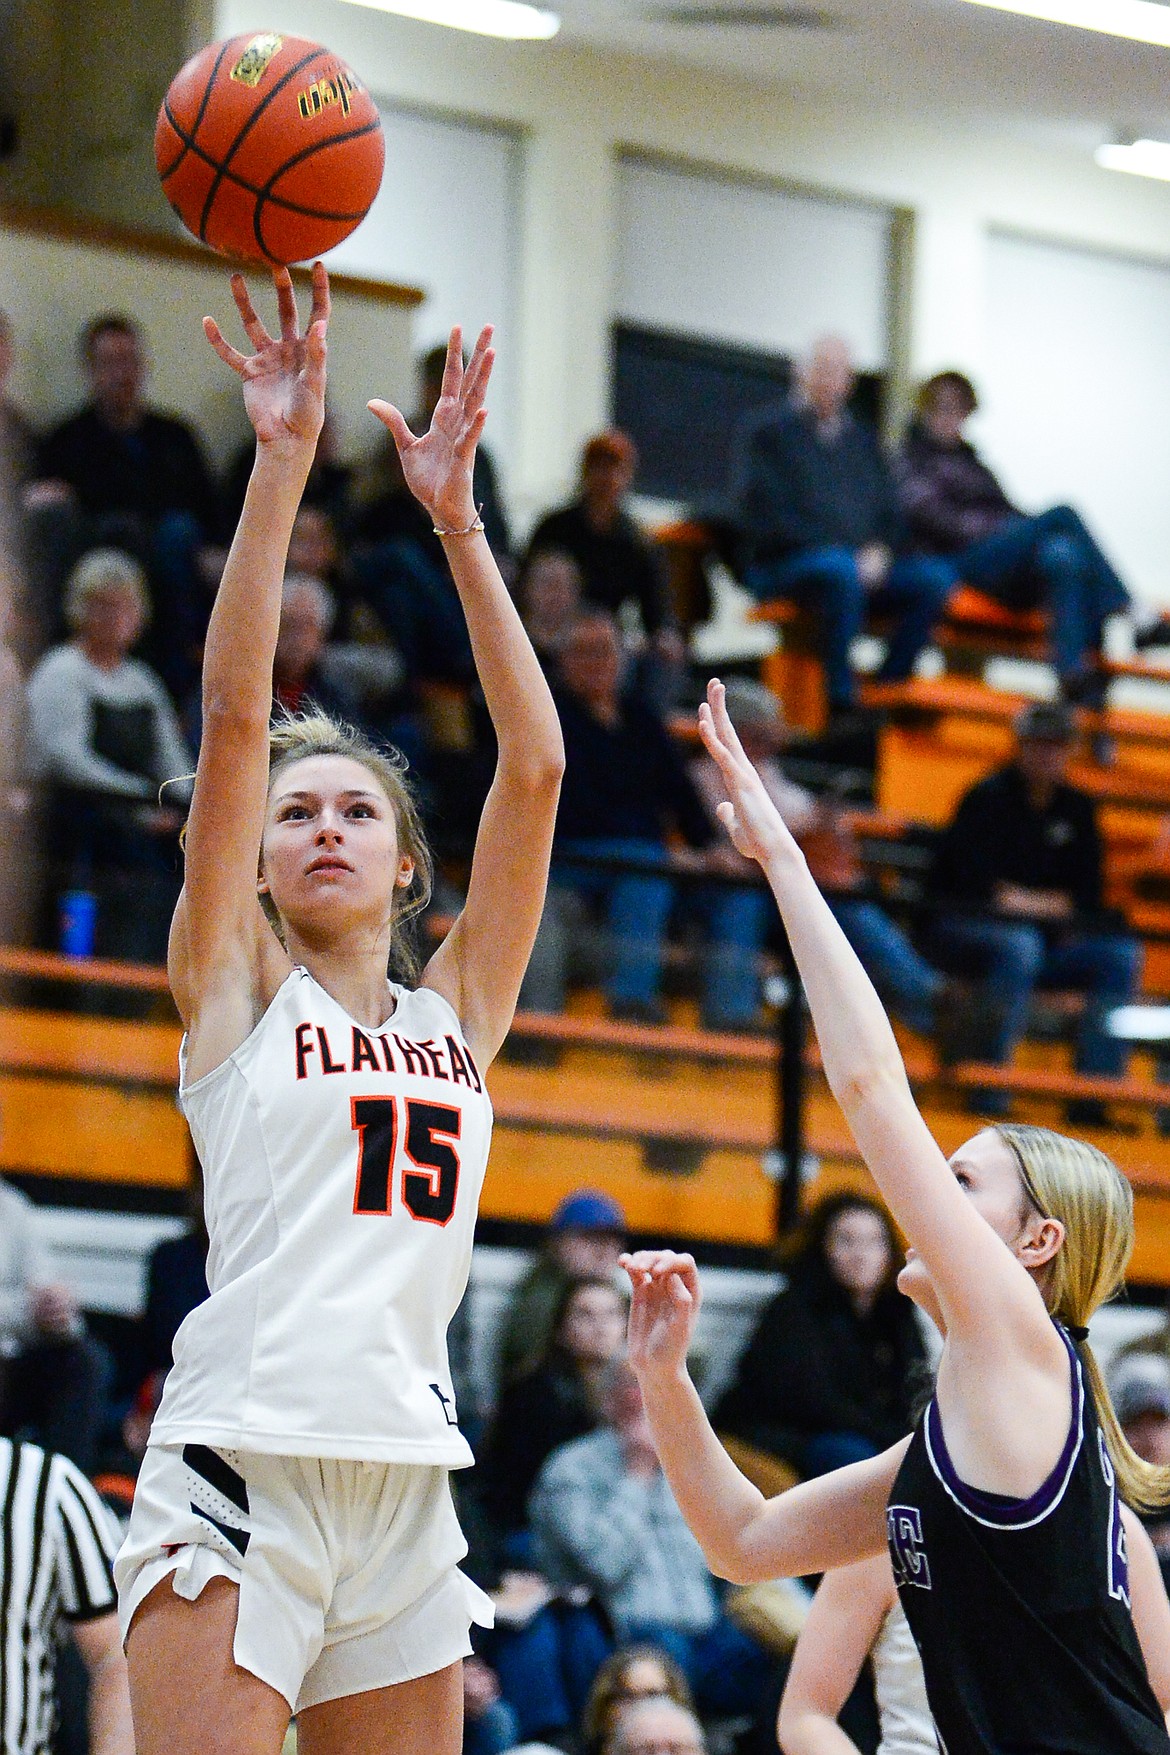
603;1697;706;1755
531;1361;775;1720
528;432;683;712
478;1274;628;1547
0;574;32;943
0;1172;108;1471
499;1189;628;1384
715;1192;928;1478
223;402;352;534
0;1435;133;1755
1109;1349;1170;1593
26;548;190;962
926;699;1142;1119
350;431;475;687
185;572;370;752
0;309;35;489
34;313;222;696
463;1654;520;1755
898;371;1170;699
139;1152;208;1382
522;611;756;1026
517;546;583;672
690;677;964;1047
583;1647;695;1755
272;573;361;720
735;337;954;718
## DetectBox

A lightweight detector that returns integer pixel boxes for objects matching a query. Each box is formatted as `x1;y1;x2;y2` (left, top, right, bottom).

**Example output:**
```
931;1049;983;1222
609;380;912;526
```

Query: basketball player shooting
624;679;1170;1754
115;264;564;1755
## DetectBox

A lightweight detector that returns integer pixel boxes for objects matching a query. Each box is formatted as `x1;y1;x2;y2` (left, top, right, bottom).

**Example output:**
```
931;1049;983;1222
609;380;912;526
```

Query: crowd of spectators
6;298;1170;1755
0;296;1162;1078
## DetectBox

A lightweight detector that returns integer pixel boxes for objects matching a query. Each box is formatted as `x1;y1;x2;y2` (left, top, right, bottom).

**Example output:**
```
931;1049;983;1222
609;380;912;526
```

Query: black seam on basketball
254;116;382;260
157;105;189;181
157;39;233;182
160;117;372;221
197;45;328;243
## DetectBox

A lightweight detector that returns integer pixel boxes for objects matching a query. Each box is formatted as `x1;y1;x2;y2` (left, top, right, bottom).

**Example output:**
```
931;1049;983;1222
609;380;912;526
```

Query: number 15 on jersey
351;1096;461;1227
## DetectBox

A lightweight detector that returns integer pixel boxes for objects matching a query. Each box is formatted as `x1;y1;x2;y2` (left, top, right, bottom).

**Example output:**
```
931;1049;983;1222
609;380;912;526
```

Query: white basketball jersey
151;968;492;1465
873;1599;938;1755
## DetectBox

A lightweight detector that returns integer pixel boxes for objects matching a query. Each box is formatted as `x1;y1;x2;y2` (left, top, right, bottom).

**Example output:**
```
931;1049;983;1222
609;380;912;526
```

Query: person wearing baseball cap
498;1188;628;1385
925;698;1142;1119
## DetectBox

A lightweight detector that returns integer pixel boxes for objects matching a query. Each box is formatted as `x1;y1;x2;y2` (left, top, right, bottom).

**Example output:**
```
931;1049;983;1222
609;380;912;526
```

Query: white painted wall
978;231;1170;606
616;155;893;369
212;0;1170;562
0;222;418;469
326;102;523;479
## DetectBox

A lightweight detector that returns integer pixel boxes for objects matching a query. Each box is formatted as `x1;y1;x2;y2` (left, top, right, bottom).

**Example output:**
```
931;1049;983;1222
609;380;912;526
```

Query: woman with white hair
26;545;191;959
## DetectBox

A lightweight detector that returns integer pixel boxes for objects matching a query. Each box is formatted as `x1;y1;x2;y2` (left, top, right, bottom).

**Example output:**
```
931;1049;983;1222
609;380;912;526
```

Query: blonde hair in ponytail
996;1122;1170;1513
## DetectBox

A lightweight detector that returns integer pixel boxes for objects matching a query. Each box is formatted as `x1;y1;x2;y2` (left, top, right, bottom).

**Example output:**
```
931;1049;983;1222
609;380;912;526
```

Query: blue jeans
464;1699;519;1755
623;1614;775;1719
927;914;1142;1075
490;1602;611;1741
745;546;956;707
796;1430;881;1478
700;880;771;1029
528;842;767;1018
831;898;942;1035
554;838;676;1008
956;505;1130;685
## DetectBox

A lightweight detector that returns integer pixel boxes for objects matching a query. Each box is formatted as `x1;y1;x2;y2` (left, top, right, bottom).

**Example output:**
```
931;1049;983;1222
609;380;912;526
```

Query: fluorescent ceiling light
1096;138;1170;181
961;0;1170;48
338;0;560;35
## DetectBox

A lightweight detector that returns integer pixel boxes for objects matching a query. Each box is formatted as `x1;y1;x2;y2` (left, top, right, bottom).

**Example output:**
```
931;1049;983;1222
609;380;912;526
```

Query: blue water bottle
59;889;98;958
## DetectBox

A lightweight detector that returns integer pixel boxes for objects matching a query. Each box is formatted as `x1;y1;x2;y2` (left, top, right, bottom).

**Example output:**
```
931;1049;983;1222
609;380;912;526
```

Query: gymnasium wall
202;1;1170;603
0;210;420;468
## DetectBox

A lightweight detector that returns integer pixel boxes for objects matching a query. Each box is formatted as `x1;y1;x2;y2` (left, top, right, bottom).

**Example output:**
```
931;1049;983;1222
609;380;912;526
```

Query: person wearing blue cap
498;1189;628;1386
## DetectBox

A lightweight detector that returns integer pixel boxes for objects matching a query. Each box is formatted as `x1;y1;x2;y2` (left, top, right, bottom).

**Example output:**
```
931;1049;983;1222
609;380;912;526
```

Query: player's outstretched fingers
308;261;331;332
229;273;271;351
202;317;248;375
367;400;415;453
273;266;300;342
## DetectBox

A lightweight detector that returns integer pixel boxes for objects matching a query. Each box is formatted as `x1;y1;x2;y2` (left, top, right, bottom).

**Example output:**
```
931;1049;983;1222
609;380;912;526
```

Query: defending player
115;266;563;1755
624;679;1170;1754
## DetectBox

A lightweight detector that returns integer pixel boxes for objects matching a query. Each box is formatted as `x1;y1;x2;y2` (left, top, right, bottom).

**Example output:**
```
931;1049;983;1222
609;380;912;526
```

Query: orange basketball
155;32;385;267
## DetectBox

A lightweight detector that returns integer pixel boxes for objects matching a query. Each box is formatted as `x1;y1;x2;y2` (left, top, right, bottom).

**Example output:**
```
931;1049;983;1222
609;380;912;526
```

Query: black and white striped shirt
0;1439;120;1755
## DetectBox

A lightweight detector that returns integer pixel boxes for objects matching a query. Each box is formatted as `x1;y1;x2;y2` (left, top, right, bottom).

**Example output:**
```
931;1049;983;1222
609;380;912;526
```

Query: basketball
155;32;385;267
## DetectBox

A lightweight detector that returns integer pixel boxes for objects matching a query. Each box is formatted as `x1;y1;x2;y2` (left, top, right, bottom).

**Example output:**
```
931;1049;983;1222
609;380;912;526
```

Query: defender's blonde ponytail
996;1122;1170;1513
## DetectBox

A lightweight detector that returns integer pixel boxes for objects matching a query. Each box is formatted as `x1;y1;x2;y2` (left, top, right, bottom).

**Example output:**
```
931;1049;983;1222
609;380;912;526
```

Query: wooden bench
747;588;1054;730
8;954;1170;1272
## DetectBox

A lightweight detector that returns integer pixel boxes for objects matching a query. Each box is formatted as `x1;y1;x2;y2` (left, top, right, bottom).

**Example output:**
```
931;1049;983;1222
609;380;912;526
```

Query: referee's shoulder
1;1435;117;1536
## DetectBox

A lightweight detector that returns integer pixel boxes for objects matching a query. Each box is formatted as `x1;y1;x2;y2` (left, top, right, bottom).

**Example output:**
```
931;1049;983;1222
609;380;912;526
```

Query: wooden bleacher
8;945;1170;1284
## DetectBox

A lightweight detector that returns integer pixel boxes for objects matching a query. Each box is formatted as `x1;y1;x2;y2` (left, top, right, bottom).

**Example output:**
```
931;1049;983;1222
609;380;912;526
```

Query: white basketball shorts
115;1443;494;1711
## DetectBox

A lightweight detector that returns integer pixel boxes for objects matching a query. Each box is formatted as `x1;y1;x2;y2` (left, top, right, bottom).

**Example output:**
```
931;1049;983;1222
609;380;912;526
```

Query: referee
1;1436;132;1755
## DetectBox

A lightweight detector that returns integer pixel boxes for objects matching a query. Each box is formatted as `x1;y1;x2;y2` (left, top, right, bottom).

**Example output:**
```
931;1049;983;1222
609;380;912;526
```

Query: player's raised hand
622;1249;702;1383
203;262;329;452
698;677;799;869
368;324;493;534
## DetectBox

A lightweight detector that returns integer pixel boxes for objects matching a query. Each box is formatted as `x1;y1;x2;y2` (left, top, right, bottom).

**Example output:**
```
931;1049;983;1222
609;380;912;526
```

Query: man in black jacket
926;701;1142;1110
520;611;764;1026
528;430;683;712
735;337;954;715
34;313;222;696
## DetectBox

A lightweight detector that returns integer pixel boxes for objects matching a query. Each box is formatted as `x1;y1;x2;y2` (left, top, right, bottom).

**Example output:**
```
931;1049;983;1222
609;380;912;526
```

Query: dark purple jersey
889;1324;1169;1754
